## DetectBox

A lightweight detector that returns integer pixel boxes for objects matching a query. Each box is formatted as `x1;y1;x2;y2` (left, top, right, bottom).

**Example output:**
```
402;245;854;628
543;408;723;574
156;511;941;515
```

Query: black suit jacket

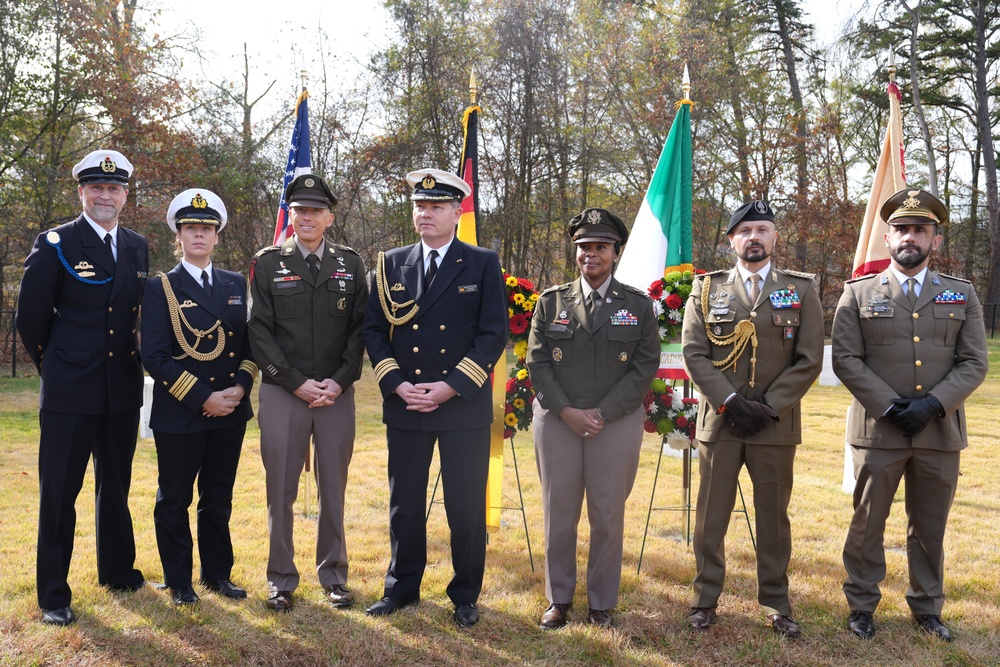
141;265;256;434
362;239;508;431
16;215;148;415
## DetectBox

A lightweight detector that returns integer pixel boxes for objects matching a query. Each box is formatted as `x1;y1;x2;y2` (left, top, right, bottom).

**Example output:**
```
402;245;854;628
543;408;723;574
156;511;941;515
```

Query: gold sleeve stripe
239;360;259;377
456;357;488;387
373;358;401;383
169;371;198;401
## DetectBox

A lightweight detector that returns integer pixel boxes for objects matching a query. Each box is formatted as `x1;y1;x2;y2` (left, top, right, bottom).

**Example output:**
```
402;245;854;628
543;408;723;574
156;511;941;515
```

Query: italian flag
616;98;694;290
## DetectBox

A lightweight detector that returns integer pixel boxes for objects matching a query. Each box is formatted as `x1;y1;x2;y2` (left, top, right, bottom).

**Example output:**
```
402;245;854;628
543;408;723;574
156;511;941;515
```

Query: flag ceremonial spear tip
469;69;478;105
676;63;694;110
887;47;896;82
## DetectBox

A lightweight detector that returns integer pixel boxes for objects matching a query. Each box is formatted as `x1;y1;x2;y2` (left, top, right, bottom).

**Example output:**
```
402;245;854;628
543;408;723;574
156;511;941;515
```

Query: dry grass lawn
1;345;999;666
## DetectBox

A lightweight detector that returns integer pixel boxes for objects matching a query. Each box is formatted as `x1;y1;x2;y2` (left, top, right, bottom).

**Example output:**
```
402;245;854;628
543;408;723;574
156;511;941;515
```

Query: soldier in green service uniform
247;174;368;613
681;200;824;639
526;208;660;630
833;189;987;642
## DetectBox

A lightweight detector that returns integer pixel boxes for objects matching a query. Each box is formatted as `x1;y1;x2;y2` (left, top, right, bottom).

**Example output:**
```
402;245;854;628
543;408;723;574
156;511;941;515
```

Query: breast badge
619;352;628;362
337;298;346;311
552;347;563;362
73;261;96;278
610;309;639;325
769;288;801;309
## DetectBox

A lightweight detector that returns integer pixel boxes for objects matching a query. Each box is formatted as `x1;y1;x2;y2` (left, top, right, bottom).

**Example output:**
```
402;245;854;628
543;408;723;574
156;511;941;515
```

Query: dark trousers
383;425;490;605
36;410;144;609
153;425;246;589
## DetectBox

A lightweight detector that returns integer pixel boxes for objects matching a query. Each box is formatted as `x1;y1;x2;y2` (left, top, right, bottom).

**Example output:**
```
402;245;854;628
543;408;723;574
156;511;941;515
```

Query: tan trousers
533;401;644;610
258;383;355;592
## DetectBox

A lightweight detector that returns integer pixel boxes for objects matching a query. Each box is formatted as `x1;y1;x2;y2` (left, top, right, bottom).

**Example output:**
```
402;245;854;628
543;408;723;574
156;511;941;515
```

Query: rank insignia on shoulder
934;290;966;305
552;347;563;362
391;282;405;291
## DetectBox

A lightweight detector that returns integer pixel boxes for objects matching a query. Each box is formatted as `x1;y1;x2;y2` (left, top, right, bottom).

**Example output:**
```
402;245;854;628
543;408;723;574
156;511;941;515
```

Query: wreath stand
637;379;756;574
427;435;535;572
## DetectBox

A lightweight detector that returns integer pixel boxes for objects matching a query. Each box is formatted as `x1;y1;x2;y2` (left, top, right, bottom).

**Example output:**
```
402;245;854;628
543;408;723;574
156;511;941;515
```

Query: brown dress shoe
588;609;612;627
266;590;294;612
688;607;717;630
768;614;802;638
540;603;571;629
324;584;354;608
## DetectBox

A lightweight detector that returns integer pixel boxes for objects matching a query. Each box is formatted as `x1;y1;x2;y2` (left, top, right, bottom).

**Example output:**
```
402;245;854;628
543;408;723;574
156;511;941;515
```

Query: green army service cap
285;174;338;209
881;188;948;226
568;207;628;245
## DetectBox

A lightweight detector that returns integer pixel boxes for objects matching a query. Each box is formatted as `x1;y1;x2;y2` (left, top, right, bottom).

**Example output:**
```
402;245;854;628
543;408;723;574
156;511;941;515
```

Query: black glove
725;394;779;439
889;394;944;438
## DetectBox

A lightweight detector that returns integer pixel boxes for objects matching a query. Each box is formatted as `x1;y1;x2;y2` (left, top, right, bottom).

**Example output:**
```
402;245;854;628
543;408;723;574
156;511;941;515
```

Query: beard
88;203;119;223
891;243;928;270
738;243;770;264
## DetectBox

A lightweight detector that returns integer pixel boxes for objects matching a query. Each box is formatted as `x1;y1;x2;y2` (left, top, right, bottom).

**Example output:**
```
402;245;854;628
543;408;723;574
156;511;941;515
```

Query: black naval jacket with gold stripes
362;239;509;431
16;215;148;415
141;265;256;434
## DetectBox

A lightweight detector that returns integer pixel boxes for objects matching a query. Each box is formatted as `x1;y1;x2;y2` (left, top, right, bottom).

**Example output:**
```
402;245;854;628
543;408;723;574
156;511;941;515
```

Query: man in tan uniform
832;189;987;642
682;200;823;638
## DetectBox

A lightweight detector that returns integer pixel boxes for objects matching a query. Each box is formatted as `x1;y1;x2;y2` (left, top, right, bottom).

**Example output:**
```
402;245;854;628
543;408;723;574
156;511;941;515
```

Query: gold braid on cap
158;272;226;361
701;275;758;388
375;251;418;340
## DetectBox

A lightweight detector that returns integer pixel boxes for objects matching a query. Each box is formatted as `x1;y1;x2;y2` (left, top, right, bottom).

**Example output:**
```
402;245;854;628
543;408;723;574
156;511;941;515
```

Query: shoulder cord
701;275;758;388
158;272;226;362
375;251;418;341
45;234;114;285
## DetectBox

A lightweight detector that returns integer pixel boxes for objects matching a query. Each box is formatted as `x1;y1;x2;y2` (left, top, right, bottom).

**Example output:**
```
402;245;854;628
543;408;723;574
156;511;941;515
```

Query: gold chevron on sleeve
169;371;198;401
239;360;259;377
373;358;401;383
456;357;488;387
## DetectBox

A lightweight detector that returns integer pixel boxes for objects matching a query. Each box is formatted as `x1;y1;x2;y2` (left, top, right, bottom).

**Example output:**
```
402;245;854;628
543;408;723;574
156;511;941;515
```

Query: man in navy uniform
833;189;988;642
248;174;368;613
362;168;508;627
16;149;148;626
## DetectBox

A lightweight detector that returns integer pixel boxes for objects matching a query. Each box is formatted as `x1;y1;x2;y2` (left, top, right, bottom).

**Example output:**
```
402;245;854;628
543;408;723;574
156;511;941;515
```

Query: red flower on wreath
666;293;683;310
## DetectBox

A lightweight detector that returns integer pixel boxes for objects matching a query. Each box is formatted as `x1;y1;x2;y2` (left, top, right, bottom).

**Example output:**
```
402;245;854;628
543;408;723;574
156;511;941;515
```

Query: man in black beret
832;189;987;641
682;200;824;638
248;173;368;613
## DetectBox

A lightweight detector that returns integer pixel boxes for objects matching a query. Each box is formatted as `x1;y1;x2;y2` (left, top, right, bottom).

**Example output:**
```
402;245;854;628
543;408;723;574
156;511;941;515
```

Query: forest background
1;0;998;351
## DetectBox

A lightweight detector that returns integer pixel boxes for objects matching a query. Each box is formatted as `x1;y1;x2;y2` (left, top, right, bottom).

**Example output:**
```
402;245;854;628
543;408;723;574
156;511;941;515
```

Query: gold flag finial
469;69;478;105
675;63;694;110
887;47;896;83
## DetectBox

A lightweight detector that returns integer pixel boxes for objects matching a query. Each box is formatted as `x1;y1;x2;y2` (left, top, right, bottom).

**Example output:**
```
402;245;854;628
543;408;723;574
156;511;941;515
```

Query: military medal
934;290;966;305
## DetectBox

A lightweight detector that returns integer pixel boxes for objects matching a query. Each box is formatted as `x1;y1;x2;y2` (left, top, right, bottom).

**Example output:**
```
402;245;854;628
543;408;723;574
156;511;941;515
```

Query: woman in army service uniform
526;208;660;630
141;189;257;606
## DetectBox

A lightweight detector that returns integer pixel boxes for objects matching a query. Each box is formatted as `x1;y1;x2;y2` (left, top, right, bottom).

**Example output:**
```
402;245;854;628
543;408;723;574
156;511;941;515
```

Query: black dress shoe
588;609;612;627
848;610;875;639
539;603;570;629
266;590;294;612
915;614;953;642
324;584;354;608
106;579;146;593
768;614;801;638
688;607;717;630
40;607;76;626
171;586;200;605
454;602;479;627
201;579;247;600
365;596;418;616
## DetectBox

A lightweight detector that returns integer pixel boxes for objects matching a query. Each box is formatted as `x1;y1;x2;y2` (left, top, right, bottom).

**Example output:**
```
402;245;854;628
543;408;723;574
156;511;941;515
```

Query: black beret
726;200;774;234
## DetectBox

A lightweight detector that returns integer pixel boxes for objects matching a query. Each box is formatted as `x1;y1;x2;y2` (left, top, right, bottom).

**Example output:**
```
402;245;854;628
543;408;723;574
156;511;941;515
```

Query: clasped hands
293;378;343;409
725;394;778;439
202;385;245;417
884;394;944;437
395;381;458;412
560;406;605;438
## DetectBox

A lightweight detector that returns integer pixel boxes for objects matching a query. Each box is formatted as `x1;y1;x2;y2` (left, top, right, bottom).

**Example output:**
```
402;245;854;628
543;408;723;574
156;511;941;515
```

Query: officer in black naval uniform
16;149;148;626
141;189;257;606
248;174;368;613
833;189;988;642
362;168;508;627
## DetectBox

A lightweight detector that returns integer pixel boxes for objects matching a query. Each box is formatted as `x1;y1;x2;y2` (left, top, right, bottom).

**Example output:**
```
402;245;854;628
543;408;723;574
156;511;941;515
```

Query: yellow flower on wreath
506;275;518;287
513;340;528;359
504;413;518;427
513;397;525;409
513;293;526;306
516;368;528;380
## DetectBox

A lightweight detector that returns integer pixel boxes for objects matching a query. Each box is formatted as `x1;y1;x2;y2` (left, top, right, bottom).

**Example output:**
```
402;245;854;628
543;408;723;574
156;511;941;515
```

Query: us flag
272;88;311;244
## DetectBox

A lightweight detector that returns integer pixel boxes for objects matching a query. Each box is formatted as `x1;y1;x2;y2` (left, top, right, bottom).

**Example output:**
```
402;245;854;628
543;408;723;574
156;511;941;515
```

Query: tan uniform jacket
831;269;987;450
682;267;824;444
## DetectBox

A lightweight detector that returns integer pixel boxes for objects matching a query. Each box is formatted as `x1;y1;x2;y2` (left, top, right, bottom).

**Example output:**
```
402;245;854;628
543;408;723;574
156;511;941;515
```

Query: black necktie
104;233;115;263
425;249;439;285
307;254;320;281
201;269;212;296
